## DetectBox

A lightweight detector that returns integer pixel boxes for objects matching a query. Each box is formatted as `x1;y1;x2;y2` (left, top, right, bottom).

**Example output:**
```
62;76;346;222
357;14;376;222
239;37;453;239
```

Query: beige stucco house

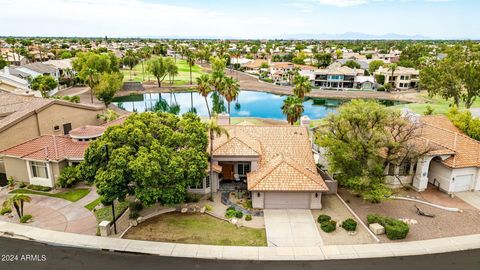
385;115;480;194
375;66;420;90
188;124;330;209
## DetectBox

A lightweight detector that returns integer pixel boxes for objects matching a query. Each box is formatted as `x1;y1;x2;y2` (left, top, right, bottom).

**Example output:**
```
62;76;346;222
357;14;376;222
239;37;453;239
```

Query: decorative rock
181;208;188;213
200;206;206;213
369;223;385;235
136;217;143;223
348;231;358;236
230;218;238;225
130;220;138;227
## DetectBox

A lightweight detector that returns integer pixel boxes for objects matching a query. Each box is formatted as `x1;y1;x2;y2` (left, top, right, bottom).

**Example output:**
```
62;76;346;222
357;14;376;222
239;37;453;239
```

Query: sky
0;0;479;39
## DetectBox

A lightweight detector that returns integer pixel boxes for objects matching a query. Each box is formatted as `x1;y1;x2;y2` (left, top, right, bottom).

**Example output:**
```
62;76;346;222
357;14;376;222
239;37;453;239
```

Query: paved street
264;209;322;247
1;237;479;270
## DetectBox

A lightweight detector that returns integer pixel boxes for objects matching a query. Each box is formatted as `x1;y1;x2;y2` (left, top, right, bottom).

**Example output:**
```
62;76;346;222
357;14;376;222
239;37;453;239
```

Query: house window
205;175;210;188
63;123;72;135
237;163;251;176
53;125;60;132
388;163;396;175
398;161;411;176
31;161;49;179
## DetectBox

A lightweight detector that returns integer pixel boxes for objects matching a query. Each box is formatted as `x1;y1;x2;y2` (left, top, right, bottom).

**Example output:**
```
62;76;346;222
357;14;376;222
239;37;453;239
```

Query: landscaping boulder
136;217;143;223
130;220;138;227
369;223;385;235
230;218;238;225
200;206;206;213
181;208;188;213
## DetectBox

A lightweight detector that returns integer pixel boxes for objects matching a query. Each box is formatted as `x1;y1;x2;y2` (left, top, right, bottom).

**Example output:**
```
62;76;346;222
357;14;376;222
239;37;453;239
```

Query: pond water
113;90;404;120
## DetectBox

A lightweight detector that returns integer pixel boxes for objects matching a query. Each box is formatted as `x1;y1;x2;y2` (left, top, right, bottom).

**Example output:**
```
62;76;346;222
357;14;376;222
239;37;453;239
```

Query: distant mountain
269;32;432;40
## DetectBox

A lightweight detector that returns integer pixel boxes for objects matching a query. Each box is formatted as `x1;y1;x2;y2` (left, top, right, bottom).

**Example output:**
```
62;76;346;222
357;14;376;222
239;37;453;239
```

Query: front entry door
222;164;234;180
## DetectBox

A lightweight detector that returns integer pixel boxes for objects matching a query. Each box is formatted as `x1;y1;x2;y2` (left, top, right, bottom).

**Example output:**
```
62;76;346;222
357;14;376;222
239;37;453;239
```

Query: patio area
338;188;480;242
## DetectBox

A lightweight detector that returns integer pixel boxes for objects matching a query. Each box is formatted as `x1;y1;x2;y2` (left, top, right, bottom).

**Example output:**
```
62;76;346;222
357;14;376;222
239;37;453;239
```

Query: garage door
453;175;473;192
264;192;310;209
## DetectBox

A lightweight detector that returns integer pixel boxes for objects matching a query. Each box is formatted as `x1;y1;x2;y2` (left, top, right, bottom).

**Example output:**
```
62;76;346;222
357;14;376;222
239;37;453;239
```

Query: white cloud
315;0;370;7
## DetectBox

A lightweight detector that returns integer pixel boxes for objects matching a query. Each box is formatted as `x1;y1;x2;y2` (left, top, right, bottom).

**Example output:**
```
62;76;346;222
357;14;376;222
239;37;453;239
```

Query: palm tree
293;75;312;99
207;115;229;201
222;77;240;124
186;50;196;85
388;63;398;89
281;96;304;125
3;194;32;219
85;67;97;103
197;74;213;117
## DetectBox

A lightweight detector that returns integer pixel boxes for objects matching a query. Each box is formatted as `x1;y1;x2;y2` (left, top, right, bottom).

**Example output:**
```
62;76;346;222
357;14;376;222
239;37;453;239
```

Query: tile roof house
190;125;329;209
385;115;480;194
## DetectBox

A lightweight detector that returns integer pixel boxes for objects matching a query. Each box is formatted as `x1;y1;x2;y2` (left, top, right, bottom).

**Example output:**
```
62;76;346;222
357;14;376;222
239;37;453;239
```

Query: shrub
243;200;253;209
0;207;12;215
128;201;143;219
185;193;200;203
385;219;409;240
57;166;80;188
245;214;252;221
129;211;140;219
27;184;51;192
377;86;385;92
234;211;243;219
367;213;385;225
317;214;331;223
20;214;33;223
225;208;237;218
341;218;357;231
19;182;26;188
205;204;213;211
7;176;15;187
320;220;337;233
227;206;235;211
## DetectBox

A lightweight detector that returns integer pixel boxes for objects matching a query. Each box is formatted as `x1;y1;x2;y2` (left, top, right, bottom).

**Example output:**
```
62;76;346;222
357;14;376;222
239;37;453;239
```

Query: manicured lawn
121;58;204;85
392;92;480;115
93;201;129;223
84;197;102;211
10;188;90;202
122;212;267;246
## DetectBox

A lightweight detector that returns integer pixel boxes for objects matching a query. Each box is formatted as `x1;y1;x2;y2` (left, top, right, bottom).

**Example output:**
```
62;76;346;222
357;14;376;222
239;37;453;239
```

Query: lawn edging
336;193;380;243
1;220;479;261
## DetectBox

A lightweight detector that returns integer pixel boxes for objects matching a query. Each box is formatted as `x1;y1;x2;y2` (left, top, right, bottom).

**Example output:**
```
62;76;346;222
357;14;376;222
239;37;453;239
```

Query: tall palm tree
388;63;398;89
197;74;213;117
3;194;32;219
281;96;304;125
293;75;312;99
207;115;229;201
186;50;196;85
222;77;240;124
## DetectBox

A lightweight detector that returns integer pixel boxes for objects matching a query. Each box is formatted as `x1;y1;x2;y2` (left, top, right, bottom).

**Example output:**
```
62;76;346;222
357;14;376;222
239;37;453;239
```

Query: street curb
0;221;479;261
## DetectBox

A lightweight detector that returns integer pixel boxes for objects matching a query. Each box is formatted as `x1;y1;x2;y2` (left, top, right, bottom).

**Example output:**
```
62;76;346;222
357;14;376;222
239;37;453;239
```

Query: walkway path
264;209;322;247
0;188;97;235
456;192;480;210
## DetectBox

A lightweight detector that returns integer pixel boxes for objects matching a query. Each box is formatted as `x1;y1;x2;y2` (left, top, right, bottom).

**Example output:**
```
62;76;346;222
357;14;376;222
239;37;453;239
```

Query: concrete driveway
263;209;322;247
456;192;480;210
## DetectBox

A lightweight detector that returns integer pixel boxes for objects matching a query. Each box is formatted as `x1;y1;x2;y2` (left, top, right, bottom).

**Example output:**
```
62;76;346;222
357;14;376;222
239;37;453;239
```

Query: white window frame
237;163;251;177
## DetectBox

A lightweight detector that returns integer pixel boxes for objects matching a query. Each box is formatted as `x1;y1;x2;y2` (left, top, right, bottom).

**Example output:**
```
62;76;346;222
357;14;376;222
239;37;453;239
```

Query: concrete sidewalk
1;221;479;261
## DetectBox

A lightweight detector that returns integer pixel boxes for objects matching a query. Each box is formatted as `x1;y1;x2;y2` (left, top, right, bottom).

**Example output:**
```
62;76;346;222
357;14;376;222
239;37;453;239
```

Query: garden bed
122;212;267;246
10;188;90;202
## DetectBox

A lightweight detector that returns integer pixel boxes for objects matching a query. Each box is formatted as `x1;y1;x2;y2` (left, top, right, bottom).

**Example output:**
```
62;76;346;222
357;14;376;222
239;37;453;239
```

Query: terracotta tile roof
0;135;88;161
419;115;480;168
69;125;105;138
213;125;328;192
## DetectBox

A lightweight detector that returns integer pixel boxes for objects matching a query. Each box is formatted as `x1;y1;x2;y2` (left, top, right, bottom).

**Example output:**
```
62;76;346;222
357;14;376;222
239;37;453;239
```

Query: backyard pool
113;90;404;120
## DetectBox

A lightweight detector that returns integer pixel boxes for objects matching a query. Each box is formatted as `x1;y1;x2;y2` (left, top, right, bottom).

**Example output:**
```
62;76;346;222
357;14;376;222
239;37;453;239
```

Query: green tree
123;49;139;80
222;76;240;123
206;116;229;201
94;72;124;108
369;60;384;74
80;112;208;206
30;75;58;97
3;194;31;219
316;100;427;202
281;96;304;125
313;53;332;68
147;57;175;88
196;74;213;117
185;50;197;85
447;107;480;140
292;75;312;99
0;55;8;69
342;60;361;69
97;109;119;122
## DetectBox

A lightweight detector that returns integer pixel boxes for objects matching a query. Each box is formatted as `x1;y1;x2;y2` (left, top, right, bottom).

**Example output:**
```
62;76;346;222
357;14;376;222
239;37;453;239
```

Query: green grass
94;201;129;223
121;58;204;85
392;92;480;115
10;188;90;202
84;197;102;211
122;212;267;246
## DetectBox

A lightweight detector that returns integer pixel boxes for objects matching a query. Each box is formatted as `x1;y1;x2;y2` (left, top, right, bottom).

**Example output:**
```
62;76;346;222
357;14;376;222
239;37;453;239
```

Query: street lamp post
103;144;117;235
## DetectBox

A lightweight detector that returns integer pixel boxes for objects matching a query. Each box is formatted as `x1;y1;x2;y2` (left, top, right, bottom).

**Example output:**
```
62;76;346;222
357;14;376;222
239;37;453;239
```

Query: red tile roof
0;135;88;161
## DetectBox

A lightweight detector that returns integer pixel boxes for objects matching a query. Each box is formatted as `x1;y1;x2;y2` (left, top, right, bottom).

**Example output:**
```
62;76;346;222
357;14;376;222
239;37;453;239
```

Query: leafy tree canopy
80;112;208;206
30;75;58;97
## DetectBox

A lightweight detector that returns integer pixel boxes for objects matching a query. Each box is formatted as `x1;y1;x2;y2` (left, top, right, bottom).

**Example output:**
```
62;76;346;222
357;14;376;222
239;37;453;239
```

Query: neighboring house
385;115;480;194
189;117;331;209
0;92;104;152
375;66;420;90
375;53;399;63
243;59;268;74
354;76;376;90
0;116;127;187
313;66;367;90
43;58;74;78
1;52;28;66
0;67;29;94
335;59;370;70
16;62;60;80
